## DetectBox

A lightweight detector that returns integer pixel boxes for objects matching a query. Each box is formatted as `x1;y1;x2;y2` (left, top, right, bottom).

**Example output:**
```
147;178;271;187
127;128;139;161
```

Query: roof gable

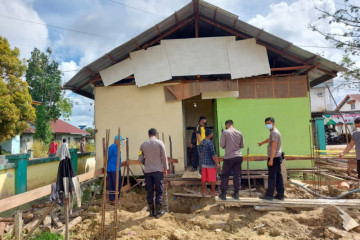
50;119;90;135
64;0;346;99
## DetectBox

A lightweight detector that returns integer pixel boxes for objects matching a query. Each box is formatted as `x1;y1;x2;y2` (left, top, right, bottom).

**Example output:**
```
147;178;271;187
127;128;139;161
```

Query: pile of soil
70;184;360;240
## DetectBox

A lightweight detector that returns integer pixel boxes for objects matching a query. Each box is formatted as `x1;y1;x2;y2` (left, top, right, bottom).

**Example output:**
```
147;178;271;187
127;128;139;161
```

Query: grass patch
31;232;64;240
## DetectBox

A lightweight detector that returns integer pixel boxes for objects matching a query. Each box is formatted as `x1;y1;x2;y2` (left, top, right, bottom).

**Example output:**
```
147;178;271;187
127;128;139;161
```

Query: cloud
248;0;346;62
0;0;48;59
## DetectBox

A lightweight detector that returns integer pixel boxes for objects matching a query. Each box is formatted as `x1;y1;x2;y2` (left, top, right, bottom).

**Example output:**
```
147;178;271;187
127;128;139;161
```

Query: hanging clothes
56;143;82;207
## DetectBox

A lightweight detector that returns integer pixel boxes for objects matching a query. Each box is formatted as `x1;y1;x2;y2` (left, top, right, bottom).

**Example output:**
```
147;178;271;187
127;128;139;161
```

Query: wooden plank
120;184;131;192
14;212;22;240
215;197;360;209
318;173;345;182
170;176;268;186
0;169;104;213
173;193;212;198
335;206;359;231
254;206;286;211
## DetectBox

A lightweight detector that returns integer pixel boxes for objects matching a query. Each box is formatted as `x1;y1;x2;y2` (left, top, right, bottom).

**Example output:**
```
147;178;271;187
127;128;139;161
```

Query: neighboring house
310;80;333;113
50;119;90;144
335;94;360;112
1;120;89;154
64;0;346;173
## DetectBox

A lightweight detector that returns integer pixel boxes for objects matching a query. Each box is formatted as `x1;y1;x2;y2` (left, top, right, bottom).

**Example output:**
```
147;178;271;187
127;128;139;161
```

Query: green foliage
310;0;360;56
31;231;64;240
85;127;95;136
26;48;72;143
310;1;360;86
0;36;36;142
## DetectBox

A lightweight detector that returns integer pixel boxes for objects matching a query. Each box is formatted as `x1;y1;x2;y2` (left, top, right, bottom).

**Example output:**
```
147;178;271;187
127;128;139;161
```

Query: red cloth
49;142;58;154
201;167;217;182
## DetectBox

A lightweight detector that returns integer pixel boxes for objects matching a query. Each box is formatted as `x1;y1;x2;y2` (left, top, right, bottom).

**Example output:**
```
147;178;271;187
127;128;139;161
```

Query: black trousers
145;172;164;206
220;157;243;192
357;160;360;179
265;157;284;197
107;171;121;201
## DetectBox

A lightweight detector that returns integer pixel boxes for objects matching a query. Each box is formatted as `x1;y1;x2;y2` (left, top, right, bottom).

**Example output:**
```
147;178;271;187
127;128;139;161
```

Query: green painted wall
215;97;312;168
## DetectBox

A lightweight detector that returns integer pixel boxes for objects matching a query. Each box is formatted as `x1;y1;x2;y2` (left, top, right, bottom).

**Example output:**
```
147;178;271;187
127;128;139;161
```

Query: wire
0;14;121;41
107;0;165;17
296;45;343;49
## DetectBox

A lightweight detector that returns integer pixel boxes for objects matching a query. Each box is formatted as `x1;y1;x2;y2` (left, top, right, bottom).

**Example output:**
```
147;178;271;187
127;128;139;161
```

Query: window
351;103;355;110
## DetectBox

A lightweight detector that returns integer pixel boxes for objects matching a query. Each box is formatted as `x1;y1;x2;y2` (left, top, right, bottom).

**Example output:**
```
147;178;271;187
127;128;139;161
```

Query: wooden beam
216;197;360;209
232;16;238;30
74;74;100;91
105;53;116;63
142;16;194;49
0;169;104;213
194;0;199;37
83;67;96;76
174;11;179;25
305;55;319;64
271;65;312;71
131;38;141;50
255;28;264;40
211;8;217;33
282;43;293;52
304;62;321;75
198;16;337;77
155;24;162;37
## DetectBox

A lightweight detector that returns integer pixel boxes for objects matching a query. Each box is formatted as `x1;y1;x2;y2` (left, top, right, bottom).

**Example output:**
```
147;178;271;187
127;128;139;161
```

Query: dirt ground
69;184;360;240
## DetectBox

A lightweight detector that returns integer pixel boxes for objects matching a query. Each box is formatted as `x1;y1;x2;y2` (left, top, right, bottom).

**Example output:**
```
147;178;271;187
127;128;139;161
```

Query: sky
0;0;359;128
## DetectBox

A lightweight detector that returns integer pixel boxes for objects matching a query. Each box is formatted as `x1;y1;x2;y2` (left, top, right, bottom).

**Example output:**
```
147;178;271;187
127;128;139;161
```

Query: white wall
310;87;332;112
20;134;33;153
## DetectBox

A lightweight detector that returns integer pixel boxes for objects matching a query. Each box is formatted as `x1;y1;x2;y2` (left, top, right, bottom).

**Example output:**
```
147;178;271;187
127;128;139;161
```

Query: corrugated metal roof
64;0;346;99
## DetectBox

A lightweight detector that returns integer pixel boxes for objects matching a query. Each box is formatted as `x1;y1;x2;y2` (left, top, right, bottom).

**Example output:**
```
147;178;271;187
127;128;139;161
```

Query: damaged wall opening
183;96;215;168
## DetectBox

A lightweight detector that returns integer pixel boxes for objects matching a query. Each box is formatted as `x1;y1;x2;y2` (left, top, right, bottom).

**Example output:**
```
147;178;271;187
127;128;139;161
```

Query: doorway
182;96;216;168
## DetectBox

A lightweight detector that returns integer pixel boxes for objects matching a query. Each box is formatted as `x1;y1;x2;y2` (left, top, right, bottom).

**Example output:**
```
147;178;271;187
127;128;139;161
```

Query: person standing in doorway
339;117;360;178
139;128;169;218
219;120;244;200
258;117;284;200
107;135;123;204
191;116;207;174
199;129;221;197
48;138;58;157
80;136;86;153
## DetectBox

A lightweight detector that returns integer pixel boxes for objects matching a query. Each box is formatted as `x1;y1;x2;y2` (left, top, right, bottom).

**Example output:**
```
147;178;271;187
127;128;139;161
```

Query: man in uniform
219;120;244;200
139;128;169;218
258;117;284;200
339;117;360;178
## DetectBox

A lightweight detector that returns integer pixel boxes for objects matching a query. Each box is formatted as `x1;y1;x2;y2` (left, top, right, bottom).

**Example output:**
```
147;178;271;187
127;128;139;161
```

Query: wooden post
114;128;121;239
246;147;251;196
14;211;22;240
169;136;175;174
64;198;69;240
281;159;287;185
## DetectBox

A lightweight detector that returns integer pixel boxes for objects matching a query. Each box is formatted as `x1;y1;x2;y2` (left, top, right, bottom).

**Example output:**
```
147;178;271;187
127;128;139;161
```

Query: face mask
357;128;360;132
265;124;273;130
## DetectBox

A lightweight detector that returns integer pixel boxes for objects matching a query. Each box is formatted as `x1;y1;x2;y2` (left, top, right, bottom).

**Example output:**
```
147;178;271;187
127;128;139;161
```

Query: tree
26;48;72;144
0;36;36;142
310;0;360;89
85;127;95;136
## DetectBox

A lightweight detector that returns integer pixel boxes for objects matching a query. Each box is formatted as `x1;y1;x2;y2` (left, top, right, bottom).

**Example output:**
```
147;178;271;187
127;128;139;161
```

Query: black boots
219;191;226;200
155;205;165;218
148;204;154;217
233;190;239;200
